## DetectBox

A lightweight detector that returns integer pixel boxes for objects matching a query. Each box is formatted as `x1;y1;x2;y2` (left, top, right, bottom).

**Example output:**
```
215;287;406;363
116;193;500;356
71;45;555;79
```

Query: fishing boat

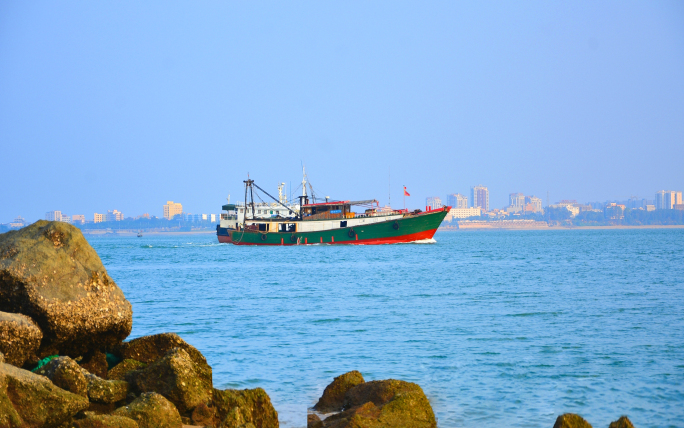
216;173;449;246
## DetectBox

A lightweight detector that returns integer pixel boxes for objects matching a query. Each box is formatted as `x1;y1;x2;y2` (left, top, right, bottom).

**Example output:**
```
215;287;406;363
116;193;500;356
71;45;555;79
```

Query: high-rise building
508;193;525;213
106;210;124;222
210;214;217;222
426;197;443;210
471;185;489;211
164;201;183;220
446;194;468;209
45;211;62;221
72;215;85;224
94;213;105;223
656;190;683;209
526;196;543;213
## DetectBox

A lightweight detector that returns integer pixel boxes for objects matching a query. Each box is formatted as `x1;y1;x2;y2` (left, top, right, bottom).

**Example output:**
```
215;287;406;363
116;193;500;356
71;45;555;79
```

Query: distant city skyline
5;186;679;227
1;2;683;222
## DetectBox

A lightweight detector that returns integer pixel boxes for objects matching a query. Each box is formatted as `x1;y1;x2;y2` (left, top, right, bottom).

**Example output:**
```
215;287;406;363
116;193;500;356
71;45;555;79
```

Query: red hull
217;228;438;245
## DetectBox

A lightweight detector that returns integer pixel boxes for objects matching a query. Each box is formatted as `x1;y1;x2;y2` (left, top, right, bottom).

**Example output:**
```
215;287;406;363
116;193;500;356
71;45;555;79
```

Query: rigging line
251;182;298;215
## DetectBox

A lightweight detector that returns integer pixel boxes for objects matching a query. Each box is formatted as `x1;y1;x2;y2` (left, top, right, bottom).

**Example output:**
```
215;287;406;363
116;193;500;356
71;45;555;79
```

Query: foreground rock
36;355;88;397
609;416;635;428
73;413;140;428
553;413;593;428
212;387;279;428
308;414;324;428
112;392;182;428
108;358;147;381
312;375;436;428
0;311;42;367
0;361;89;427
131;347;212;413
313;370;364;413
84;371;130;404
117;333;211;377
0;221;133;357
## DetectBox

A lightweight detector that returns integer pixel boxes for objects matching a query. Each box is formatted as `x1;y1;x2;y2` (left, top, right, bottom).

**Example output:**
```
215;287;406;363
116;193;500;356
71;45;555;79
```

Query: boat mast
299;165;308;219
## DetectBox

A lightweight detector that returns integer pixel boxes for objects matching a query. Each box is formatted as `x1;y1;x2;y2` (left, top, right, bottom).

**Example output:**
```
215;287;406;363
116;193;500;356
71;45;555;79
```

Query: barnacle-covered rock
0;221;132;357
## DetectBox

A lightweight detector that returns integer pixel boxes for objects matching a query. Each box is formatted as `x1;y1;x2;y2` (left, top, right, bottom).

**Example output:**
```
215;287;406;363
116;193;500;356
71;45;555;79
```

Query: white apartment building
446;194;468;209
527;196;543;213
550;203;580;217
106;210;124;222
94;213;105;223
45;211;62;221
426;197;443;210
445;207;482;221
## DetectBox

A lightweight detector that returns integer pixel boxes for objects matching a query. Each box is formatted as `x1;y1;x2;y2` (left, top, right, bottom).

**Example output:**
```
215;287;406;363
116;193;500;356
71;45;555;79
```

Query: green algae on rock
0;311;42;367
312;376;436;428
112;392;182;428
212;387;279;428
0;221;133;357
37;355;88;397
609;416;635;428
553;413;593;428
313;370;365;413
0;360;89;427
108;359;147;381
117;333;209;370
83;371;130;404
131;347;212;414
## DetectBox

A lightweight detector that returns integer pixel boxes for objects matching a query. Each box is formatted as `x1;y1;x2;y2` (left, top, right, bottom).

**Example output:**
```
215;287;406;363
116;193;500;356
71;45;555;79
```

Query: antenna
388;166;391;208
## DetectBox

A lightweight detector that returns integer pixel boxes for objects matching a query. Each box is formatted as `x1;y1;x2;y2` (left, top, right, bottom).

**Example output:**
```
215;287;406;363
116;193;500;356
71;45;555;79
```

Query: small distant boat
137;231;143;238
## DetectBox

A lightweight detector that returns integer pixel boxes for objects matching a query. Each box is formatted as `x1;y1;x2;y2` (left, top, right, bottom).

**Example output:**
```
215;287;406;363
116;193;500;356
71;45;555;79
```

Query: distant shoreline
439;225;684;231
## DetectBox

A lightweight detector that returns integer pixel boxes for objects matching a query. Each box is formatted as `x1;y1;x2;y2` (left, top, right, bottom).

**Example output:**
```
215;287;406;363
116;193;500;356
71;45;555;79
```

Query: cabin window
340;221;347;228
259;223;267;232
279;223;296;232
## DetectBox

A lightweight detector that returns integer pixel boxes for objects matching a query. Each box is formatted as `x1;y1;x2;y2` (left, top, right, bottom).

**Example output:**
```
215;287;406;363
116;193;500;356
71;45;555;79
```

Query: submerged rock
313;370;364;413
131;347;212;414
314;376;436;428
0;311;42;367
0;360;89;427
212;387;279;428
0;221;133;357
553;413;593;428
609;416;635;428
37;355;88;397
108;358;147;381
72;413;139;428
112;392;182;428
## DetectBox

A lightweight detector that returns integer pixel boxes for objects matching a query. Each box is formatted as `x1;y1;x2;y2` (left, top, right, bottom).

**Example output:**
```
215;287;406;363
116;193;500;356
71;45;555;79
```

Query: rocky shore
0;221;639;428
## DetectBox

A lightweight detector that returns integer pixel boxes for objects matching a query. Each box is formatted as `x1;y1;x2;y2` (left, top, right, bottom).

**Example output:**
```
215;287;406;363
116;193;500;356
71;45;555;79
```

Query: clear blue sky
1;1;683;222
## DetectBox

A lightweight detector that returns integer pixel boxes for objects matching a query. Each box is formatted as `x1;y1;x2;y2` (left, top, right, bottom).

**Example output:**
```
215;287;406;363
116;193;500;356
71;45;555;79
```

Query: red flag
403;186;410;197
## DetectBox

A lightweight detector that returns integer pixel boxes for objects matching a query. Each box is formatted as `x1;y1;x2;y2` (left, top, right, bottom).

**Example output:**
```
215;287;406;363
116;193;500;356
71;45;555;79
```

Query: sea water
88;229;684;428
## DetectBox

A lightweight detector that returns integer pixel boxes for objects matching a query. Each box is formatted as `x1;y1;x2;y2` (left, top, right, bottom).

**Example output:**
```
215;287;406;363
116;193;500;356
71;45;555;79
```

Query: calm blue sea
87;229;684;428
